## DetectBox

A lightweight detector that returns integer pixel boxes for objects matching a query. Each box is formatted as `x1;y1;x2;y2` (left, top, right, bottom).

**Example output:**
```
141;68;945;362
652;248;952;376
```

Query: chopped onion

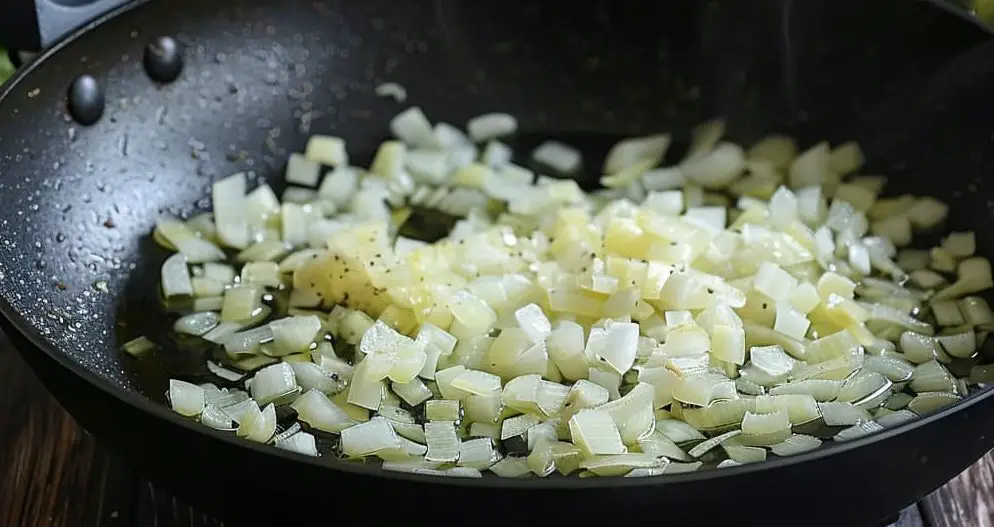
168;379;205;417
466;113;517;142
424;420;461;463
173;311;221;336
212;172;249;249
237;402;277;443
341;416;401;457
770;434;822;456
532;141;581;174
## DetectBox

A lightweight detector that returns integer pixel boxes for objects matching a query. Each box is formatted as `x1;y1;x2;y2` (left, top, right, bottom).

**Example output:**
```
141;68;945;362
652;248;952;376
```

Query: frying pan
1;0;993;525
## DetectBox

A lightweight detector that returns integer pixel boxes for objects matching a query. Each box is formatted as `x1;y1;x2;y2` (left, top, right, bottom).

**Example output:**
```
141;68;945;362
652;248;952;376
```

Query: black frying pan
1;0;994;525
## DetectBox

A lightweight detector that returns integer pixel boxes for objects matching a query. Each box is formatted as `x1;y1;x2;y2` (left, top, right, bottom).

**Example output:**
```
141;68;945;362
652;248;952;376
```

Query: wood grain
922;453;994;527
0;328;985;527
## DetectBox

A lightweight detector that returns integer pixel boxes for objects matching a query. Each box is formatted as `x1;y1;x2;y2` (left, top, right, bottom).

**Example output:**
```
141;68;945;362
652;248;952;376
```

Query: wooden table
0;333;991;527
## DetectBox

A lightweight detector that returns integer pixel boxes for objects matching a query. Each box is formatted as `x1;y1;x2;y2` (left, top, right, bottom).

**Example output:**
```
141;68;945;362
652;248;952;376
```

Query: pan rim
0;0;993;492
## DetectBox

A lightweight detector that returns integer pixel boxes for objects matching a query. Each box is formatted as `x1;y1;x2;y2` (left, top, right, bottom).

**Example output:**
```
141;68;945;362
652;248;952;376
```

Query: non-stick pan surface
2;0;994;524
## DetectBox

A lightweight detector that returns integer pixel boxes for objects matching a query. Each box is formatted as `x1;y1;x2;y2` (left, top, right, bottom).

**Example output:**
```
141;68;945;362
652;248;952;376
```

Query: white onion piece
833;421;884;442
374;82;407;102
286;152;321;187
161;253;193;298
172;312;221;336
237;402;277;443
206;361;245;382
289;361;340;394
305;135;348;167
168;379;205;417
466;113;517;142
424;420;461;463
341;416;401;457
268;315;322;355
212;172;249;249
770;434;822;457
200;404;234;430
532;141;581;174
291;389;356;433
156;217;225;263
390;107;436;148
250;362;299;406
276;430;319;456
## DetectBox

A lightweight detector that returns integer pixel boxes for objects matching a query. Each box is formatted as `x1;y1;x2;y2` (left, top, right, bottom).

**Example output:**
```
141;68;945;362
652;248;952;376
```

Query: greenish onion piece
833;421;884;442
288;361;341;394
637;430;692;461
863;354;914;382
910;361;957;393
206;360;246;382
122;336;158;358
527;439;556;477
969;364;994;384
458;438;496;470
959;296;994;327
875;409;918;428
884;392;914;411
382;459;442;474
717;459;742;469
224;325;274;355
487;456;532;478
818;402;870;426
424;420;461;463
425;399;461;421
936;330;977;359
899;331;948;364
859;301;933;335
907;392;961;415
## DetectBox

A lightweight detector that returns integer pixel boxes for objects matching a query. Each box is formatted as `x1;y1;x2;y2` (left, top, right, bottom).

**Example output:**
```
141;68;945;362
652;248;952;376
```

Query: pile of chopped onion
142;106;994;479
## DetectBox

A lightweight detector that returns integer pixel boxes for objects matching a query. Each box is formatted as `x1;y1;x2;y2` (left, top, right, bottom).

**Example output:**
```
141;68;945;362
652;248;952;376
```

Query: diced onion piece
586;321;639;375
688;429;742;458
200;403;234;430
532;141;581;174
489;456;533;478
936;330;977;359
833;421;884;442
285;152;321;187
389;107;436;148
788;142;832;189
771;434;822;456
605;135;671;174
374;82;407;102
818;402;869;426
876;409;918;428
749;345;796;377
907;392;961;414
933;257;994;302
161;253;193;298
288;361;340;394
424;420;461;463
451;369;501;396
291;389;356;433
907;197;949;229
237;402;277;443
276;430;319;456
168;379;205;417
342;416;402;457
459;438;496;470
467;113;517;142
250;362;299;405
580;453;664;477
155;216;225;263
568;409;626;456
268;315;322;355
501;413;541;440
212;172;249;249
122;336;158;358
305;135;348;167
655;419;706;443
425;399;461;422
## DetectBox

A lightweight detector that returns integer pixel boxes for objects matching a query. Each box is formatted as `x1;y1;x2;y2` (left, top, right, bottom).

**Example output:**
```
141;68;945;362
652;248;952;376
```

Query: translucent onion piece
168;379;205;417
341;416;402;457
771;434;822;457
291;389;357;433
688;429;742;458
424;420;461;463
237;402;277;443
907;392;961;415
173;311;221;336
818;402;869;426
833;421;884;442
276;430;319;456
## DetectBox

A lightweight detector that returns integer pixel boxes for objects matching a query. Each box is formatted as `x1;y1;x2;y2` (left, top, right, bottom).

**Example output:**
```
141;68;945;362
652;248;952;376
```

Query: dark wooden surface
0;333;991;527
